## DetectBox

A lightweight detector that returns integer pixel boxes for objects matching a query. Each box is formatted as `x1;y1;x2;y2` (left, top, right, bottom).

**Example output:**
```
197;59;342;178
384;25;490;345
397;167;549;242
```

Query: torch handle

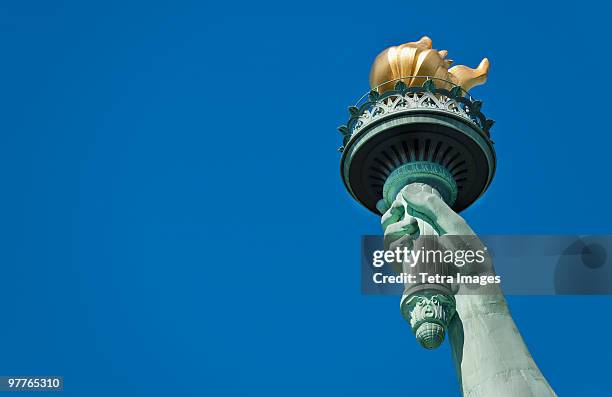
398;182;456;350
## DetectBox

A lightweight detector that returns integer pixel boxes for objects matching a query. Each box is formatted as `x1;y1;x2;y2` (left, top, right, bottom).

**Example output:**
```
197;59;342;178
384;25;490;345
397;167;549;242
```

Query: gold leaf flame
369;36;489;93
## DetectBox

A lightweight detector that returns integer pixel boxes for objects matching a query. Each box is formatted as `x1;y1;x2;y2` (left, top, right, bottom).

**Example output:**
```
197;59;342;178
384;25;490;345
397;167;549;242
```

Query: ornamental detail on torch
400;292;457;350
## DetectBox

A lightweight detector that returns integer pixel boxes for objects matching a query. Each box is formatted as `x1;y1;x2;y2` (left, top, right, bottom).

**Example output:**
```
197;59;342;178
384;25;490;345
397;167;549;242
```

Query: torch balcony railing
338;77;494;153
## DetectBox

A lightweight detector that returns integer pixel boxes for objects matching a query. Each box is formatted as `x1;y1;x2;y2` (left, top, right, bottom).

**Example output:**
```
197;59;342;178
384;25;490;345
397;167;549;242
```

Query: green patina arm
448;292;557;397
383;184;557;397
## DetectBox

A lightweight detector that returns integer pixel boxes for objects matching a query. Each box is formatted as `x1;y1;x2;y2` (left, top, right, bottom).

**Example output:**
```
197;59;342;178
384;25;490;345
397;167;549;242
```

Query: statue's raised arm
382;185;557;397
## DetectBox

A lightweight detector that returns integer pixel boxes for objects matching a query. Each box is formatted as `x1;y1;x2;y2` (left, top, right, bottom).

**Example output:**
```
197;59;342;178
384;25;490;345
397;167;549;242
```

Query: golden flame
369;36;489;93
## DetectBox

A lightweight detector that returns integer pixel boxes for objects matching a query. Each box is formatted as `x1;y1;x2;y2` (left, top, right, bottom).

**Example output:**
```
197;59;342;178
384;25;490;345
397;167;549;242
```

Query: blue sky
0;1;611;395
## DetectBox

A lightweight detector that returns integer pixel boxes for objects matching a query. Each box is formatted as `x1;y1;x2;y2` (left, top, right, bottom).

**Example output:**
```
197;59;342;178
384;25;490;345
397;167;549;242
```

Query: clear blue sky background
1;1;611;396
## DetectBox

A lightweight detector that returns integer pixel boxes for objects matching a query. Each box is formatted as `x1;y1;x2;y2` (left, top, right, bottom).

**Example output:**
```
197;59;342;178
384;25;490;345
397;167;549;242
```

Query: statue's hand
383;183;496;288
397;183;473;236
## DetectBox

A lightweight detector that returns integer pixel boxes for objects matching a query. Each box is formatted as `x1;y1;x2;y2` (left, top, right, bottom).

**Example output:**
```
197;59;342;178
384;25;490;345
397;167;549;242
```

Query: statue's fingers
381;199;404;230
385;217;419;239
387;235;415;272
388;234;414;252
383;217;419;249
